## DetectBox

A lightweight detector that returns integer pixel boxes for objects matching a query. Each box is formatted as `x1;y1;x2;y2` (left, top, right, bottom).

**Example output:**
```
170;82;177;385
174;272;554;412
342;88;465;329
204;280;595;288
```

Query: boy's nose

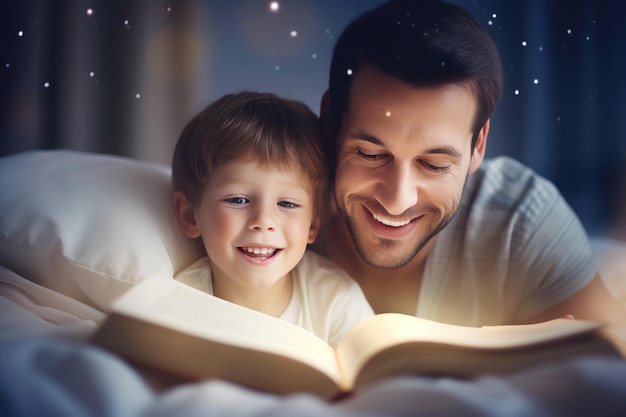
249;205;277;231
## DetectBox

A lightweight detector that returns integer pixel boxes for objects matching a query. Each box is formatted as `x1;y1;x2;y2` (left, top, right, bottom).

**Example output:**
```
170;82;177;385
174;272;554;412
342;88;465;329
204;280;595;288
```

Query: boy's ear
469;118;489;174
307;215;322;244
172;191;201;238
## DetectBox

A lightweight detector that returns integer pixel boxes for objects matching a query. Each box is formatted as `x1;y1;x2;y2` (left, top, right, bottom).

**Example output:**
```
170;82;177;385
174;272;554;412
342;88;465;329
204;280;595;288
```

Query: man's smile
372;213;411;227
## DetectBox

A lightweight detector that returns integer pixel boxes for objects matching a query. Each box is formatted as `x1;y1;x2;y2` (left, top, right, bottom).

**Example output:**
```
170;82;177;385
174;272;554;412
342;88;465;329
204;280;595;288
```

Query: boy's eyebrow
349;133;463;158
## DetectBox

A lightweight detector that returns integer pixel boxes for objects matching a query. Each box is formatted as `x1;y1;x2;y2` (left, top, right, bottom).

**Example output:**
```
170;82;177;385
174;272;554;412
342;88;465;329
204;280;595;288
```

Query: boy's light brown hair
172;91;328;219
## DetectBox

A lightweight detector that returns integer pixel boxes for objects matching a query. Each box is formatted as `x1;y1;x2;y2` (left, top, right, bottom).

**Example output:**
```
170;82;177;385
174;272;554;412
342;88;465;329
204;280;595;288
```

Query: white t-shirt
175;251;374;349
420;157;597;325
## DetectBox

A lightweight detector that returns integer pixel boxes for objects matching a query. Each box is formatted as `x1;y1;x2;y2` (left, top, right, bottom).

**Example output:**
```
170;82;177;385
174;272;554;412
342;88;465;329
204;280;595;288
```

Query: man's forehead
345;66;478;130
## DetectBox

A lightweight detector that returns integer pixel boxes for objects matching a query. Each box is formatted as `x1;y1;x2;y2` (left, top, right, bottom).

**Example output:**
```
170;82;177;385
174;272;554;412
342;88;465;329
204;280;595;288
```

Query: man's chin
364;256;414;270
355;239;419;270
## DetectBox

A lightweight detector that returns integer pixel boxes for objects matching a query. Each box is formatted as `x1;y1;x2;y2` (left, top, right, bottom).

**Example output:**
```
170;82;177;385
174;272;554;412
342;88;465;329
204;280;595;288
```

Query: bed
1;149;626;417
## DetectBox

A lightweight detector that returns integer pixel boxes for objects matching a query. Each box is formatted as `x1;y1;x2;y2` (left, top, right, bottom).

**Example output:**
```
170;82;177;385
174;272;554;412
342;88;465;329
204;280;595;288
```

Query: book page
479;319;601;347
336;313;601;385
111;274;342;383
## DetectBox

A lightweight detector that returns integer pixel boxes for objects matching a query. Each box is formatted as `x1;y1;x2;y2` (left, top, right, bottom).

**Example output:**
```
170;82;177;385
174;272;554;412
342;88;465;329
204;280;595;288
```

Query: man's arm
523;272;626;328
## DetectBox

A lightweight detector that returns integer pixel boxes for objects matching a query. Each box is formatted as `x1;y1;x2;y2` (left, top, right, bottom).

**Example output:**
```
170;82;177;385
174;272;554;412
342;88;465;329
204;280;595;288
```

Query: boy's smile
238;246;281;264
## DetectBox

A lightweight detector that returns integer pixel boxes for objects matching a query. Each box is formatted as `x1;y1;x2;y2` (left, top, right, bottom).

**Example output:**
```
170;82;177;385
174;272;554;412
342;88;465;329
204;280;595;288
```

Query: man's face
333;65;485;269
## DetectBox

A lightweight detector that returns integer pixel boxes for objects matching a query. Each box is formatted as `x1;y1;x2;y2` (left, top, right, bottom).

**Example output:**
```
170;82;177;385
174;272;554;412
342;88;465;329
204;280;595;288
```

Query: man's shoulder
445;156;571;250
464;156;560;217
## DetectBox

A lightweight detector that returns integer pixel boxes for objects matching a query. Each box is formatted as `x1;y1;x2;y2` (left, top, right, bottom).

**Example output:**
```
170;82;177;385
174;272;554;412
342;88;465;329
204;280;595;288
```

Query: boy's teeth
243;247;276;255
372;214;410;227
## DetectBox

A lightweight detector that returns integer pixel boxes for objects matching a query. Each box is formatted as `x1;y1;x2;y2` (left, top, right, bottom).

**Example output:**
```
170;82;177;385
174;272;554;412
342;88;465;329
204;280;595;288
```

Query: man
313;0;626;327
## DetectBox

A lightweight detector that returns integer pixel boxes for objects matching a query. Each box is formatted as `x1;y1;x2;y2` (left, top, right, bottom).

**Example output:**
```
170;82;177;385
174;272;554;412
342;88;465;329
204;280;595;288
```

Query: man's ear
307;215;322;244
172;191;201;238
469;119;489;174
320;90;333;137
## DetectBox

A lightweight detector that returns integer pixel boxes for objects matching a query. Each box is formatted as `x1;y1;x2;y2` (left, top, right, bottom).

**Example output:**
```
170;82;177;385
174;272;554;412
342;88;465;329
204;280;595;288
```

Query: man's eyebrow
424;146;463;158
350;134;463;158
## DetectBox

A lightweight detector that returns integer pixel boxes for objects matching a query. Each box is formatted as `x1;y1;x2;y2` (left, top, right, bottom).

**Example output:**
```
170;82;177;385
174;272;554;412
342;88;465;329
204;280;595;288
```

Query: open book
92;274;622;400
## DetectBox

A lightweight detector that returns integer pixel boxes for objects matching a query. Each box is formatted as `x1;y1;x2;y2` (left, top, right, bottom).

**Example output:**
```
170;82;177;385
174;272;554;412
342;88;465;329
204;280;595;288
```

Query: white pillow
0;150;204;311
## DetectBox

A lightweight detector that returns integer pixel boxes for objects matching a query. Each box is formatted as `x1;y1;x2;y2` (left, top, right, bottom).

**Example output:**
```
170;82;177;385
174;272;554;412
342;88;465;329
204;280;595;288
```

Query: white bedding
1;150;626;417
2;262;626;417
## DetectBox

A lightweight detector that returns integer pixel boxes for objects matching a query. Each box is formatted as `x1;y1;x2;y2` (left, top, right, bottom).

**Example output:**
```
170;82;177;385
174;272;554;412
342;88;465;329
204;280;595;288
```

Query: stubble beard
338;196;459;270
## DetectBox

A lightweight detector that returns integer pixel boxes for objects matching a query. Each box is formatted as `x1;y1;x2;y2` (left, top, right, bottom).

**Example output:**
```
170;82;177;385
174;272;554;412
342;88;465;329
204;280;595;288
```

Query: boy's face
194;161;320;291
332;65;487;269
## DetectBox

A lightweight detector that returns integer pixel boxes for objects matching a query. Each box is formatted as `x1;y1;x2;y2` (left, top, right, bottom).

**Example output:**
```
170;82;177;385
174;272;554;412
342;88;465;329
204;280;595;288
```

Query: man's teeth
242;247;276;255
372;214;410;227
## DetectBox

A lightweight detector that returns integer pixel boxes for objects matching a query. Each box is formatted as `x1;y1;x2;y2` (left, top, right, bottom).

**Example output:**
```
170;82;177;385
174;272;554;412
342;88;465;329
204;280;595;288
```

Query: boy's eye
278;201;299;209
224;197;249;205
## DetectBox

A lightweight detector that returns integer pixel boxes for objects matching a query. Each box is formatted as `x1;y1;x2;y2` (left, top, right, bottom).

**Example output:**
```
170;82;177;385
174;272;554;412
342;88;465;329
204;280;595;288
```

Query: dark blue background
1;0;625;237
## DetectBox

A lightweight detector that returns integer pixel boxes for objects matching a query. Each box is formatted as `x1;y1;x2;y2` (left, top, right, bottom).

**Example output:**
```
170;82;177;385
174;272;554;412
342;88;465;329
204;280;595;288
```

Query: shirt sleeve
508;179;598;321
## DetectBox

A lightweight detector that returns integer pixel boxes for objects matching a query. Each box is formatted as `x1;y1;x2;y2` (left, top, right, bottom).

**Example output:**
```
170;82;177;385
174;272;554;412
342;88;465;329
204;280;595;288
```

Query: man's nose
376;163;418;215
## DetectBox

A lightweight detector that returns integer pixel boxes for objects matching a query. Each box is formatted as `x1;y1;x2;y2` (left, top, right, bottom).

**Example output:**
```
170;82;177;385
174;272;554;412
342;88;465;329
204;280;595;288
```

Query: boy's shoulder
295;251;357;289
298;250;348;276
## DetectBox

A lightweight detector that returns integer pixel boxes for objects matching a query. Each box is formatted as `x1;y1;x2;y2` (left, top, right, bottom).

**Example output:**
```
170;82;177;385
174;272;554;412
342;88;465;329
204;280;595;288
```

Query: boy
171;91;373;348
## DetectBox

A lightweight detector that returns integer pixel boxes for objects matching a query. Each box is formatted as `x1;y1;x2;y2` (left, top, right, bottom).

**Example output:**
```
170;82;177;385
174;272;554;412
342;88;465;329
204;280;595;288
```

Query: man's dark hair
327;0;503;152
